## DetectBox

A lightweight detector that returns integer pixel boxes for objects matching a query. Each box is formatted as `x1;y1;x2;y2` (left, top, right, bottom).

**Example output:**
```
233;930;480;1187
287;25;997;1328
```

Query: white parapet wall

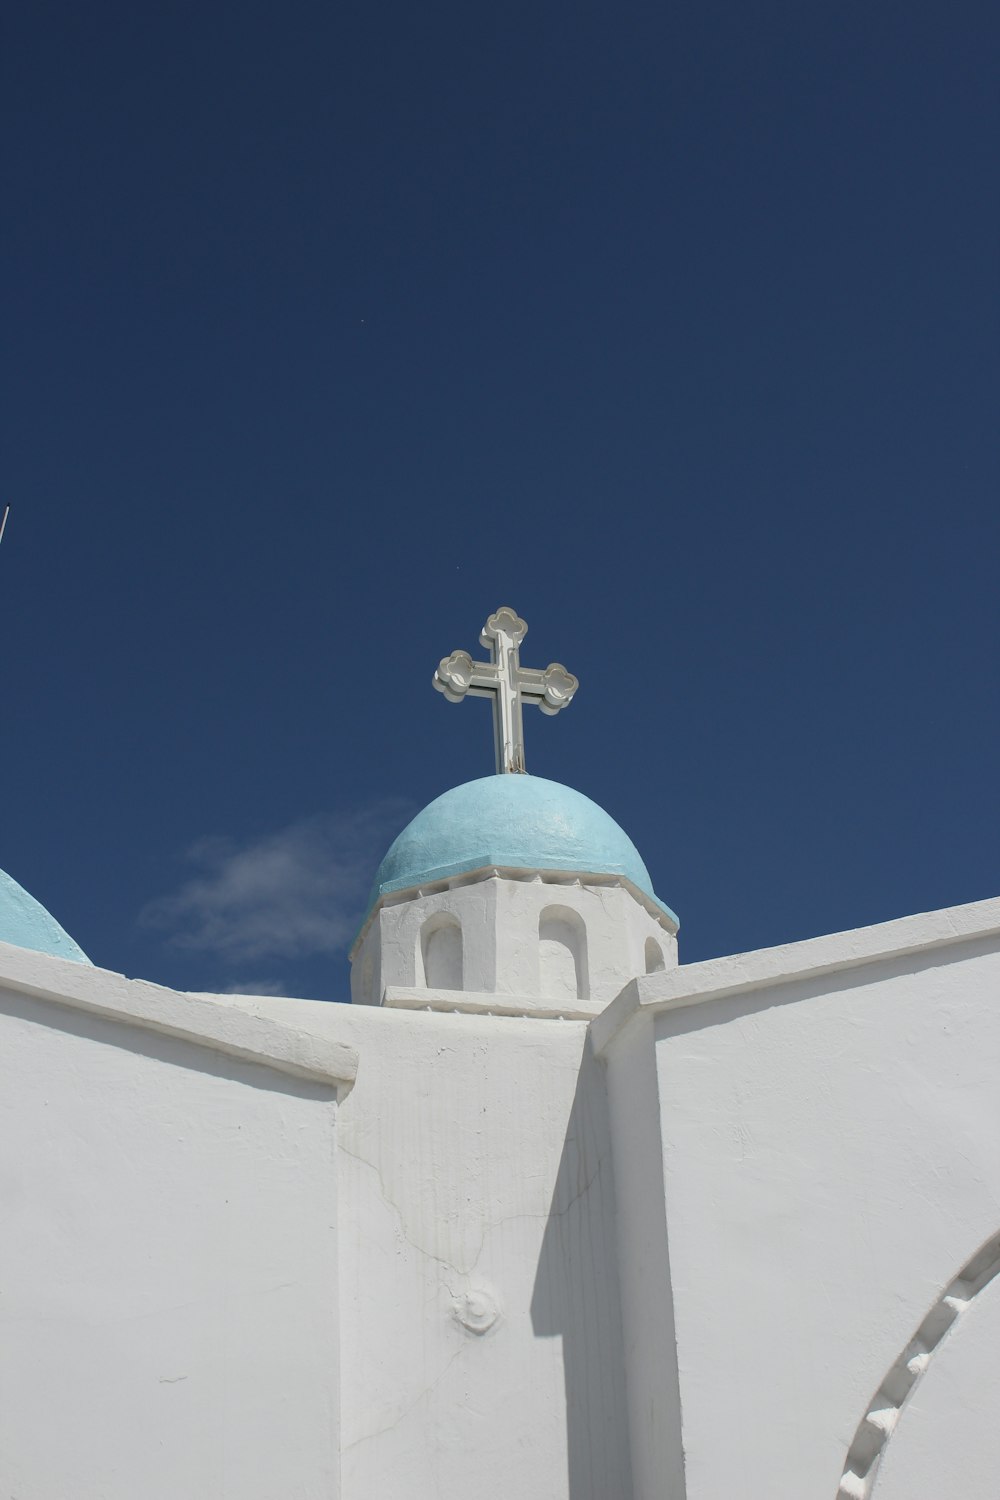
7;886;1000;1500
596;896;1000;1500
223;990;636;1500
0;942;356;1500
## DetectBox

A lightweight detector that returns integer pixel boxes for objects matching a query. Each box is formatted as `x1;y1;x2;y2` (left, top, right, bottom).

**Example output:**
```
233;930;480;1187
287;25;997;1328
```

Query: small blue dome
0;867;91;965
369;775;677;924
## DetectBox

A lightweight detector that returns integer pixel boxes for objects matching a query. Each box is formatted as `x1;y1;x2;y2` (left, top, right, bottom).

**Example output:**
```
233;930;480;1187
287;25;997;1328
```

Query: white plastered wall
351;870;677;1012
0;946;354;1500
228;993;634;1500
597;899;1000;1500
870;1262;1000;1500
10;887;1000;1500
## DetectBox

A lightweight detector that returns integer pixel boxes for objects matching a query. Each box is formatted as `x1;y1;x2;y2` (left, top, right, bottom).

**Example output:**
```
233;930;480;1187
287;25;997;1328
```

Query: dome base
350;866;677;1011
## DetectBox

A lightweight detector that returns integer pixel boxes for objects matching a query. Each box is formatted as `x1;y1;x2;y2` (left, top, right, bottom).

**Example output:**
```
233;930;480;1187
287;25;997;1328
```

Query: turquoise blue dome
368;775;677;924
0;867;91;965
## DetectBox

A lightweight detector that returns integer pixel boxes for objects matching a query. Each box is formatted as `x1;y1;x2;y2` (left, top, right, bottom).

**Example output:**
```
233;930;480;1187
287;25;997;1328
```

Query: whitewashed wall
234;996;634;1500
351;871;677;1012
597;900;1000;1500
0;952;352;1500
871;1262;1000;1500
5;892;999;1500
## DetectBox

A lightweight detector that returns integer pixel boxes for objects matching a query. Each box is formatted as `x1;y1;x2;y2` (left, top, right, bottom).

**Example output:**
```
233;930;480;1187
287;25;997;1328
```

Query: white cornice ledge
383;985;596;1022
592;895;1000;1057
0;941;358;1088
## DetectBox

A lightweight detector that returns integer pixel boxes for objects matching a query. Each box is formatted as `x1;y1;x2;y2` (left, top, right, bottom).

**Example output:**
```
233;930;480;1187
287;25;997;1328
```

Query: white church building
2;607;998;1500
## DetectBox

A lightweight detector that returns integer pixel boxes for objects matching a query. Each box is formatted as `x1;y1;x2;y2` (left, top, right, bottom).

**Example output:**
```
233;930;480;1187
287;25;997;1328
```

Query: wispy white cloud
140;801;411;965
220;979;289;997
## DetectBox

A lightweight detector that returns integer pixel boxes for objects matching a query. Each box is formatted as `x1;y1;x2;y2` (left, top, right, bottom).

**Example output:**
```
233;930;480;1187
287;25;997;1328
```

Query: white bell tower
350;608;678;1017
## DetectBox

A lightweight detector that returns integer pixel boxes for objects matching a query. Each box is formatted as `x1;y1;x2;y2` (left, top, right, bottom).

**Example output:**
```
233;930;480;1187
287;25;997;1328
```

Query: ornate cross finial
433;607;579;773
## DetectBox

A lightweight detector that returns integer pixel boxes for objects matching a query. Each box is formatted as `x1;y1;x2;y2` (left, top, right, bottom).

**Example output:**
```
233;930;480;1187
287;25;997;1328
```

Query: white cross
433;607;579;773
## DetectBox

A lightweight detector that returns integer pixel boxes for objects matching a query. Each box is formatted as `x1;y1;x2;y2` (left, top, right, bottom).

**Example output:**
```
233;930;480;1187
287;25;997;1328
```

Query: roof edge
592;894;1000;1055
350;862;680;959
0;940;358;1089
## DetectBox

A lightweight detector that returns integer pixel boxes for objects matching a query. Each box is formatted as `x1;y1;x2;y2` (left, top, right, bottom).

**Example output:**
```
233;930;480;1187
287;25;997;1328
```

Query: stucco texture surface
641;937;1000;1500
871;1268;1000;1499
0;981;342;1499
227;993;634;1500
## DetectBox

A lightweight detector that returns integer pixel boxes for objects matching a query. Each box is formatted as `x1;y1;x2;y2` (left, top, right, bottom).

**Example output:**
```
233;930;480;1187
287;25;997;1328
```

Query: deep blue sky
3;0;998;999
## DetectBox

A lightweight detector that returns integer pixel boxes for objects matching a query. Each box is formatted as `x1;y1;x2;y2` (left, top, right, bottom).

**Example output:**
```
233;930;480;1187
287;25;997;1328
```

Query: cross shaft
434;608;578;773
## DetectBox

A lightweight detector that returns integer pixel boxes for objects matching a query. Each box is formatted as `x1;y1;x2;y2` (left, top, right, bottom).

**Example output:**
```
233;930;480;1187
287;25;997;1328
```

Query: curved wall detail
419;914;463;991
538;905;588;1001
837;1232;1000;1499
0;868;91;965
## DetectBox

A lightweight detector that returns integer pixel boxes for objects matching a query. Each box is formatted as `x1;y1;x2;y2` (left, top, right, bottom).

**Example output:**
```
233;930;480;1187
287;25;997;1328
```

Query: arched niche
538;905;588;1001
419;913;463;990
645;936;666;974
